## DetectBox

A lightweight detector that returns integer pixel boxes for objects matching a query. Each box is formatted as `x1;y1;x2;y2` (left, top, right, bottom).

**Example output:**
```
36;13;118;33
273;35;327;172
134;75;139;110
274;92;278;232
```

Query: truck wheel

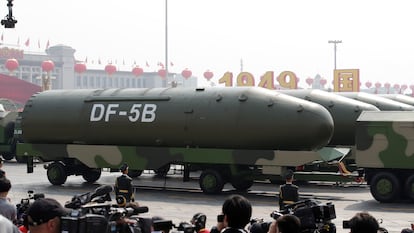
82;169;101;183
231;178;254;191
370;172;400;203
128;169;143;178
199;169;224;194
404;174;414;201
1;152;14;160
154;164;170;177
47;162;67;185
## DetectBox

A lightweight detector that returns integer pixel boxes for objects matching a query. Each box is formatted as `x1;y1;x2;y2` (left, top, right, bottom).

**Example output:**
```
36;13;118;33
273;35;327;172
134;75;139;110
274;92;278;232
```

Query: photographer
267;215;301;233
191;213;210;233
0;177;16;223
345;212;379;233
26;198;70;233
221;194;252;233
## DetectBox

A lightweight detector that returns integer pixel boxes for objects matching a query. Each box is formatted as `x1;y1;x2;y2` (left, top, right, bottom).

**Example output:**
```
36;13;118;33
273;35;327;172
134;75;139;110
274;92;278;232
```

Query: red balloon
203;70;214;81
306;77;313;86
320;79;327;86
105;64;117;75
42;60;55;72
181;69;192;79
132;66;143;77
5;58;19;72
74;63;87;73
375;82;381;88
158;69;166;78
384;83;391;89
365;81;372;88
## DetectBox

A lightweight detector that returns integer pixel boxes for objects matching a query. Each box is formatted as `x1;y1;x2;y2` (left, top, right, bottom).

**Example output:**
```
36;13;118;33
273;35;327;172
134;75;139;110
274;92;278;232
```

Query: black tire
82;168;101;183
370;172;401;203
231;177;254;191
128;169;143;178
154;164;170;177
404;174;414;201
1;152;14;160
199;169;224;194
47;162;67;185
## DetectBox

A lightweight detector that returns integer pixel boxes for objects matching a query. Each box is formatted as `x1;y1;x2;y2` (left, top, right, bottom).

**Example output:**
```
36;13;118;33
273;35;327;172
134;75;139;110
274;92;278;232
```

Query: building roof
0;73;41;105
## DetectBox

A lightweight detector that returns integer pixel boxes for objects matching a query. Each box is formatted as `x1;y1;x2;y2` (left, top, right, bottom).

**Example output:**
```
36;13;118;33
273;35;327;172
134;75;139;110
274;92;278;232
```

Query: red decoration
393;84;400;90
319;79;327;86
158;69;166;78
5;58;19;72
41;60;55;72
132;66;143;77
105;64;117;75
74;63;87;74
203;70;214;81
374;82;381;89
401;84;408;90
306;77;313;86
384;83;391;89
181;68;192;79
365;81;372;88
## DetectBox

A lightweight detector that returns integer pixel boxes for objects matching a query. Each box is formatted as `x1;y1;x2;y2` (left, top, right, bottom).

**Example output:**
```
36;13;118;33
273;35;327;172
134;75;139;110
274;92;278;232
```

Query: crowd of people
1;160;414;233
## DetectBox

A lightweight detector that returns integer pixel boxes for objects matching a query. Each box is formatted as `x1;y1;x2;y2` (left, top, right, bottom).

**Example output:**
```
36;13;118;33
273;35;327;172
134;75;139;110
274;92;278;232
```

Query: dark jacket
115;174;134;202
278;183;299;210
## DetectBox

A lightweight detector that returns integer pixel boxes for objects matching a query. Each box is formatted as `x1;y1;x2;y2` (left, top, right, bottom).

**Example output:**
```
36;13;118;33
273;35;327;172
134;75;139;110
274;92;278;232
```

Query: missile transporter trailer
12;87;336;194
356;111;414;202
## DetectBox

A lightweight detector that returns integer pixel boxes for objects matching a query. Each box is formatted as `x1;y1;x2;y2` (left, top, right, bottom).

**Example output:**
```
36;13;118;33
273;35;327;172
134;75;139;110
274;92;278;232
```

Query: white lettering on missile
128;104;142;122
90;103;157;122
141;104;157;122
90;104;105;121
105;104;119;122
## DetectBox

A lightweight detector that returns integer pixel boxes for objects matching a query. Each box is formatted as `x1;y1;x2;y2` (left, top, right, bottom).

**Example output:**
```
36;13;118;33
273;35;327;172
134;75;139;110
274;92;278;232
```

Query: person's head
276;214;301;233
222;194;252;229
120;163;129;174
27;198;70;233
348;212;379;233
284;170;294;182
0;177;11;195
191;213;207;231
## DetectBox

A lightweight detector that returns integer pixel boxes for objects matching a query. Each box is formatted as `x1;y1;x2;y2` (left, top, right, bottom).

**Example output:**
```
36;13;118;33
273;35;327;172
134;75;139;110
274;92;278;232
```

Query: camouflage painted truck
13;87;336;194
356;111;414;202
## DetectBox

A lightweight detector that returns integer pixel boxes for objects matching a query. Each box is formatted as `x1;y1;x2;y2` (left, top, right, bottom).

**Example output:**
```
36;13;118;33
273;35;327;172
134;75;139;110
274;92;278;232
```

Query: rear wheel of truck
82;168;101;183
1;152;14;160
199;169;224;194
231;177;254;191
404;174;414;201
47;162;67;185
128;170;143;178
370;172;400;203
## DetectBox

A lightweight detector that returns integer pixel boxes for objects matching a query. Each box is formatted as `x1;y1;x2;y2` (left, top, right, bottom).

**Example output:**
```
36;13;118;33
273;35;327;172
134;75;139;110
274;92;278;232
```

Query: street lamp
328;40;342;70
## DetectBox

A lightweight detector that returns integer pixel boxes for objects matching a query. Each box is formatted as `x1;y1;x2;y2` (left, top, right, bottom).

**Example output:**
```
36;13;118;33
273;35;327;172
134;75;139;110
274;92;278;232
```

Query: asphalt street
3;160;414;233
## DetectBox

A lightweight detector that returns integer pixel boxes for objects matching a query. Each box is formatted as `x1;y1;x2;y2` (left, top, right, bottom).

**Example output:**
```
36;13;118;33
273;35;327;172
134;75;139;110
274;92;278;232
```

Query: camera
16;190;45;226
153;220;196;233
61;185;150;233
217;214;224;223
272;199;336;233
343;220;350;229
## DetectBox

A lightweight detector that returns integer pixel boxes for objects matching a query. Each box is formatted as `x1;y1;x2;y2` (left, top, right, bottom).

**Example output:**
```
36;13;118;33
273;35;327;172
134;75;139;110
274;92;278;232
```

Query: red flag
146;61;150;67
85;57;88;63
158;62;164;68
170;61;174;66
98;58;101;65
24;38;30;47
46;40;50;49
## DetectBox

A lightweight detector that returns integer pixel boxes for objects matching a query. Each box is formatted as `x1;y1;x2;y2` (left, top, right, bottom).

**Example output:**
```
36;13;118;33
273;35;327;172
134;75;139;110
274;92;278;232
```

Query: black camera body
272;199;336;233
16;190;45;226
153;220;196;233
